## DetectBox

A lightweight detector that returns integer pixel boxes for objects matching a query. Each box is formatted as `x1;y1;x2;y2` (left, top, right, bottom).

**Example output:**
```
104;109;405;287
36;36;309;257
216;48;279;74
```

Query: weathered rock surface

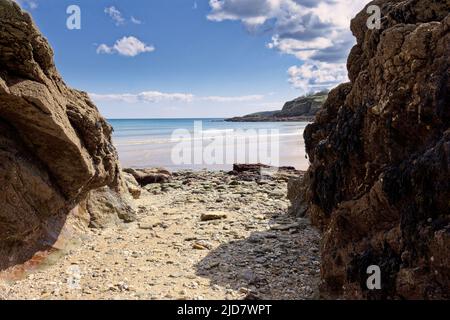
294;0;449;299
122;172;142;199
0;0;133;270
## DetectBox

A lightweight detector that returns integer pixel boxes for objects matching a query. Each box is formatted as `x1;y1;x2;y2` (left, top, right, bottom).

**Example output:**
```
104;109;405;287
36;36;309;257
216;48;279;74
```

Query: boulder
86;186;136;229
294;0;450;299
123;168;172;186
0;0;134;270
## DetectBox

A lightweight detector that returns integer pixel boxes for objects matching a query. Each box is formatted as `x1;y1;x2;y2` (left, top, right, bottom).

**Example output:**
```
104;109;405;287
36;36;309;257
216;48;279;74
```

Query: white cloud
201;95;264;102
267;36;334;61
207;0;371;92
104;6;144;26
131;16;142;25
96;36;155;57
96;44;113;55
90;91;194;104
288;61;348;94
138;92;195;103
90;92;264;104
104;6;125;26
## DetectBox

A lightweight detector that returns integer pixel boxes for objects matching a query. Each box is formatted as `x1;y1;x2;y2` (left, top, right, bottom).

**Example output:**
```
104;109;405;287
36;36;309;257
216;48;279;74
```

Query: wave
114;130;304;147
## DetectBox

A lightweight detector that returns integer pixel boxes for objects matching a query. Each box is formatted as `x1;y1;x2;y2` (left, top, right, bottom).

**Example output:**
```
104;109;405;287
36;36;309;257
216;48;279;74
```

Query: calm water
108;119;310;171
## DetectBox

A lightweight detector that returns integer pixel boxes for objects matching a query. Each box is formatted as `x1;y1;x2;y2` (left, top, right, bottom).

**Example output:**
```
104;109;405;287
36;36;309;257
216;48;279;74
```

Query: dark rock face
0;0;134;270
225;91;328;122
297;0;450;299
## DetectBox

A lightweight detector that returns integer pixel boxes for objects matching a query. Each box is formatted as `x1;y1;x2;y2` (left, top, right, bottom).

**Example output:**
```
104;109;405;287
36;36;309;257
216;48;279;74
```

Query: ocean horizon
108;118;311;171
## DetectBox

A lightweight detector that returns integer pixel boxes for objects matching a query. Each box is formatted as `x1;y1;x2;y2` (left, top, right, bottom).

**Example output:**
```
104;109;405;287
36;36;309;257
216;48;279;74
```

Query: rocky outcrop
0;0;134;270
225;91;328;122
293;0;450;299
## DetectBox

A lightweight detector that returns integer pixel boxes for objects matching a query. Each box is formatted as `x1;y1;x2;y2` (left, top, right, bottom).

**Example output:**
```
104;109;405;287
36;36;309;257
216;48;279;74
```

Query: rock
192;243;208;250
123;168;172;186
138;223;153;230
287;176;308;217
241;270;256;283
0;0;131;270
296;0;450;299
86;187;136;228
200;212;228;221
122;172;141;199
267;190;286;199
270;223;301;231
193;240;213;250
229;164;302;182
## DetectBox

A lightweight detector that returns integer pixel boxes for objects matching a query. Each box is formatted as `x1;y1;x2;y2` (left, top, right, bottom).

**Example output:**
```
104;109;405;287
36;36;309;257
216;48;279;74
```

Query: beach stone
122;172;142;199
123;168;172;186
200;212;228;222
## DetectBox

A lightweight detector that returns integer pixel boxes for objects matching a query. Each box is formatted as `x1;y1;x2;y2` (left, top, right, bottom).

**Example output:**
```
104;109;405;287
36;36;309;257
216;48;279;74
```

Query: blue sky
16;0;369;118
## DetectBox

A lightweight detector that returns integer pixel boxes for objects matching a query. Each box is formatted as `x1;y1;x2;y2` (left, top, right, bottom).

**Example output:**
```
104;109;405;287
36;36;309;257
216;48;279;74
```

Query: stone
122;172;142;199
200;212;228;222
123;168;172;186
86;187;136;229
192;243;208;250
138;223;153;230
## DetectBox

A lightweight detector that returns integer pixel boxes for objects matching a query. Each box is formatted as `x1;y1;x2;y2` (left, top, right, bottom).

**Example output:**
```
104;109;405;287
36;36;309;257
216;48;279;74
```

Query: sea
108;119;311;171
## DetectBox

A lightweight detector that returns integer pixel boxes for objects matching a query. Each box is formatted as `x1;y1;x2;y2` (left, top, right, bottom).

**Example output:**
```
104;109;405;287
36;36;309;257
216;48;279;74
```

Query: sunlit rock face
296;0;449;299
0;0;134;270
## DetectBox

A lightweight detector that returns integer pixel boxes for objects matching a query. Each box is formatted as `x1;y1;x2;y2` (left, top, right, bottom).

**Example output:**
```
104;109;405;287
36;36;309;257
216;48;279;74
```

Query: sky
14;0;370;119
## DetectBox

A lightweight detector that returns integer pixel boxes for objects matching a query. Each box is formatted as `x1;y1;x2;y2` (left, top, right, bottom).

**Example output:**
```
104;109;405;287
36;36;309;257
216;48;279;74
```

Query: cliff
291;0;450;299
0;0;135;271
225;91;328;122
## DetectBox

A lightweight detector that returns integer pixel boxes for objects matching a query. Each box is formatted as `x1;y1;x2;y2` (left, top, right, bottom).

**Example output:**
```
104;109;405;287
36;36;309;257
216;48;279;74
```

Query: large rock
295;0;449;299
0;0;134;270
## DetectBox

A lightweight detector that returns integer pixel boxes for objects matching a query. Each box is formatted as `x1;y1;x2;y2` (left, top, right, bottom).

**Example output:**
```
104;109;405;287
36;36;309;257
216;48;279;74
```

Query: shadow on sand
194;211;321;300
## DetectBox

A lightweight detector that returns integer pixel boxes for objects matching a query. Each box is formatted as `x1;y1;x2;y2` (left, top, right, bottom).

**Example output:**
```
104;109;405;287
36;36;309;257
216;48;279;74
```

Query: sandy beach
0;169;320;300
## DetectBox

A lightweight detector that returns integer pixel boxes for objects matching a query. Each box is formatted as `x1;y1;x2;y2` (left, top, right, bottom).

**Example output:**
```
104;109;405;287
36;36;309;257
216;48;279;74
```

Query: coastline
110;118;311;172
224;116;315;122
